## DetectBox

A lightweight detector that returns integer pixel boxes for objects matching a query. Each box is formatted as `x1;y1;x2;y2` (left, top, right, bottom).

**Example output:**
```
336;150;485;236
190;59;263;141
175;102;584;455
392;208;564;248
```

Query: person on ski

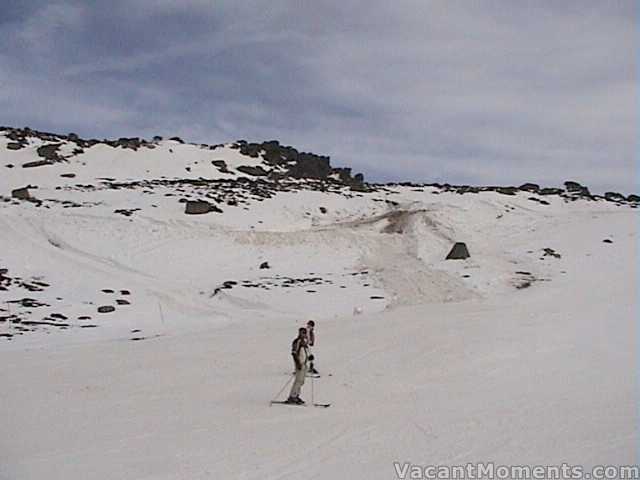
287;327;309;404
306;320;319;375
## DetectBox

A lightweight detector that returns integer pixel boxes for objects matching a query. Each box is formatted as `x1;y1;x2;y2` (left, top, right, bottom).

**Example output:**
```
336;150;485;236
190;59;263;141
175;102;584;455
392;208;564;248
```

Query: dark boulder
627;194;640;203
116;137;141;150
446;242;470;260
564;180;582;191
539;188;564;196
519;183;540;192
604;192;626;202
262;149;286;165
212;160;230;173
350;183;370;192
564;181;591;197
456;186;481;194
97;305;116;313
236;165;268;176
289;153;332;179
259;261;270;269
184;200;222;215
542;248;561;258
239;142;261;158
6;142;24;150
495;187;518;196
36;143;62;161
22;160;52;168
528;197;550;205
11;187;31;200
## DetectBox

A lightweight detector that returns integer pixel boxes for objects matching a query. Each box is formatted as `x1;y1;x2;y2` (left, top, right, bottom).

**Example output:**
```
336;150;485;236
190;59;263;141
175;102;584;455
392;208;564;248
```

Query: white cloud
0;1;636;193
18;3;86;51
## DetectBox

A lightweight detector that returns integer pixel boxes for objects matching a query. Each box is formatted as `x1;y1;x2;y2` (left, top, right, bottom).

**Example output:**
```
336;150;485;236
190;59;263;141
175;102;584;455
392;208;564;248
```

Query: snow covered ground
0;130;637;479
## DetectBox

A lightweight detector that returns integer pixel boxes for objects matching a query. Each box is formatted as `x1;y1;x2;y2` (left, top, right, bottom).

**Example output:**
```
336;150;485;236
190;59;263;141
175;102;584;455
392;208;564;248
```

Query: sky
0;1;637;193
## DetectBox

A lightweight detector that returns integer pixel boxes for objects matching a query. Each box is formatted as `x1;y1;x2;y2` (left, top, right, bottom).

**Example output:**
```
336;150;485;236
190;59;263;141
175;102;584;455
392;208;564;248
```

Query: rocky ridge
2;126;637;207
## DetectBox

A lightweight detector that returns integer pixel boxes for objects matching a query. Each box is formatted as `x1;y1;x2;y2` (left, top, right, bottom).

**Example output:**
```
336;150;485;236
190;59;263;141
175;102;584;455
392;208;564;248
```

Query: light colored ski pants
289;365;307;398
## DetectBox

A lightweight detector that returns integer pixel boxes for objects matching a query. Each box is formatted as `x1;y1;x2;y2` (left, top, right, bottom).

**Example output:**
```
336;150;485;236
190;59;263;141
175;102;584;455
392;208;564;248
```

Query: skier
286;327;309;404
306;320;319;375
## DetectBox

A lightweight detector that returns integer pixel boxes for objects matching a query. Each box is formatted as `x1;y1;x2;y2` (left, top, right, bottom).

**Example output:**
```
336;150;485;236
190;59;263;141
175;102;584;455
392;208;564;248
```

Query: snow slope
0;130;636;479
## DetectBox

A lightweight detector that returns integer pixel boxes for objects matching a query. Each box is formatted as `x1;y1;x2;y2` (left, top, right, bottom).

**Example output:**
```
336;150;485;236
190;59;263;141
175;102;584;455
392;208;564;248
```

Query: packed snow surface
0;132;636;479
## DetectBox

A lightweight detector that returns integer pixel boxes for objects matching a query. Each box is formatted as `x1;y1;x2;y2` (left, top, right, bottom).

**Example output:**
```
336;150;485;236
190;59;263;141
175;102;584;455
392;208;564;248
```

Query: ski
270;401;331;408
270;400;305;407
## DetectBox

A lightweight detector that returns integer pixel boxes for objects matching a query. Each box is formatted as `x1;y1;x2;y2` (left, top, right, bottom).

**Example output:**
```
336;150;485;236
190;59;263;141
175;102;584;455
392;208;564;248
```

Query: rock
259;261;270;269
11;187;31;200
516;280;532;289
6;142;24;150
114;208;140;217
456;186;481;194
539;188;564;195
542;248;561;258
319;206;327;214
238;142;261;158
212;160;230;173
604;192;626;202
289;153;332;179
349;183;370;192
60;173;76;178
236;165;268;176
519;183;540;192
446;242;470;260
169;136;184;143
528;197;550;205
116;137;141;150
627;194;640;202
184;200;222;215
564;180;591;197
603;239;613;244
564;180;583;192
116;299;130;305
36;143;62;161
495;186;518;196
22;160;52;168
97;305;116;313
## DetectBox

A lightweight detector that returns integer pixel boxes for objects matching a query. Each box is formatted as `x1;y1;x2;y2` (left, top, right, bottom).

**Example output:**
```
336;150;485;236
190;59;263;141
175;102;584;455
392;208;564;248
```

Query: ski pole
272;374;295;402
